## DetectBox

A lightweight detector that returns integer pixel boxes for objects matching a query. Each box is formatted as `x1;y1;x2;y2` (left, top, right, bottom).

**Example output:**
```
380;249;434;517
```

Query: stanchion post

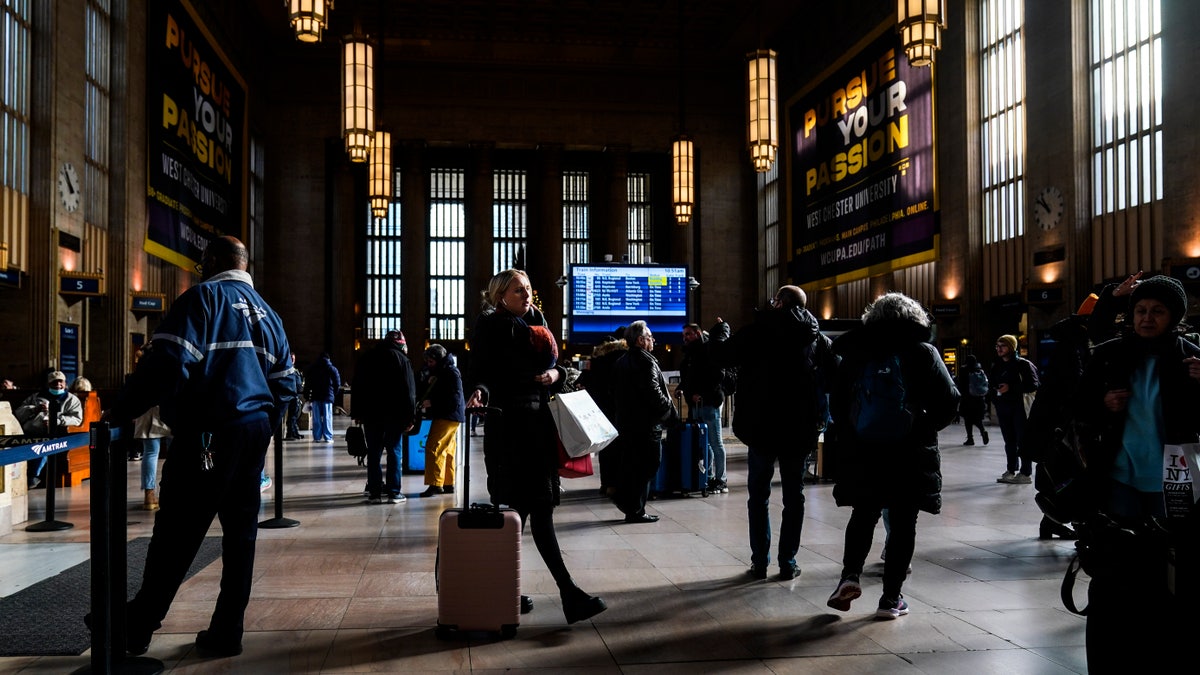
259;423;299;529
26;404;73;532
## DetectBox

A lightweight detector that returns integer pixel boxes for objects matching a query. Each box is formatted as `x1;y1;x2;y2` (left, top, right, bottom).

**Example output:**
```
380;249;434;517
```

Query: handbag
345;424;368;466
549;390;618;458
557;441;594;478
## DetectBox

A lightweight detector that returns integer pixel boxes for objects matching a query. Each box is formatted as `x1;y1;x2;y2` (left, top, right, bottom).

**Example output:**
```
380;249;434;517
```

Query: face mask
48;388;66;396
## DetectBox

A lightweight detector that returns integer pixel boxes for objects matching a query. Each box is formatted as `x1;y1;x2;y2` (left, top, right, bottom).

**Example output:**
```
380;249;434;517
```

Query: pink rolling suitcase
435;407;522;639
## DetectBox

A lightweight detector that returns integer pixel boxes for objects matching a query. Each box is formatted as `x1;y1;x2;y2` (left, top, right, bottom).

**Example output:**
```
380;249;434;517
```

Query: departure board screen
568;264;690;344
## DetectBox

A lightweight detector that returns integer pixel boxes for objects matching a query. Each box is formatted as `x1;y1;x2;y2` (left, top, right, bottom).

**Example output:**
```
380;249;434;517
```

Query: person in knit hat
1074;272;1200;668
988;333;1040;484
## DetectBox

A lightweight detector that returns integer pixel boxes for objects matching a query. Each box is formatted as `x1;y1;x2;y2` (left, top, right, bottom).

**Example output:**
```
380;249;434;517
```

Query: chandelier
369;131;393;218
286;0;332;43
897;0;946;67
341;34;375;162
672;135;694;225
746;49;777;173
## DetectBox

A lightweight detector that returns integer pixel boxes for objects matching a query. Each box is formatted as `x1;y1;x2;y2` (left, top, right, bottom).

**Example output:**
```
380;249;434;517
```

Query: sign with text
787;21;937;286
145;0;248;271
59;273;103;296
59;323;79;386
131;293;166;313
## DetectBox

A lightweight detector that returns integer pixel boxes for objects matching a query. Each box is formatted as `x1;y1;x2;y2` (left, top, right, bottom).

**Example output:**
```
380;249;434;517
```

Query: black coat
351;342;417;428
714;306;835;450
467;306;565;508
421;353;465;423
679;320;730;408
612;346;679;476
828;319;959;514
304;356;342;403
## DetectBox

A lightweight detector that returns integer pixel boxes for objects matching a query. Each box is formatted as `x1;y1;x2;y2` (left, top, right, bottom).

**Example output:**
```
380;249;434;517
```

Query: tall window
1;0;30;270
493;168;526;272
365;169;402;340
979;0;1026;244
562;171;590;336
248;137;264;273
1090;0;1162;214
627;172;652;263
84;0;110;231
429;168;466;340
758;161;781;297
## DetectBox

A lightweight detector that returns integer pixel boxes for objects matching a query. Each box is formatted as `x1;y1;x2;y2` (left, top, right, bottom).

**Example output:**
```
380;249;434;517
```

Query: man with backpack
990;334;1040;484
679;319;731;493
956;354;990;446
714;285;835;580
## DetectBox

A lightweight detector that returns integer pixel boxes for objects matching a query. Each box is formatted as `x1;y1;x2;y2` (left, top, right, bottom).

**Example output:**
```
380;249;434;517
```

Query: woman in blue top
1075;275;1200;669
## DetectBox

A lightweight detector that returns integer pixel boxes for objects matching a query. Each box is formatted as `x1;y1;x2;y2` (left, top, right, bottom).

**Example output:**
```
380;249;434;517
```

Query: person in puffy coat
303;352;341;443
825;292;959;620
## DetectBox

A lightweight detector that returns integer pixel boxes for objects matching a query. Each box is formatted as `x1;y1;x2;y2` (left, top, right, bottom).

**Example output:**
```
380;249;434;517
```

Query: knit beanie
997;334;1018;352
1130;275;1188;325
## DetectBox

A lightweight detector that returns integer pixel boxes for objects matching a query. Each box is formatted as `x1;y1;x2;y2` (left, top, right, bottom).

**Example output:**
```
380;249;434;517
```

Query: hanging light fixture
369;130;393;218
672;135;694;225
746;48;777;173
341;33;375;162
287;0;332;43
897;0;946;67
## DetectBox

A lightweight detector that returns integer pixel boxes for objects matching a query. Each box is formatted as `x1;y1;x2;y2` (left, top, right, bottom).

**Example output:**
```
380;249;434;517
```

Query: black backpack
849;353;912;441
720;367;738;397
345;424;368;466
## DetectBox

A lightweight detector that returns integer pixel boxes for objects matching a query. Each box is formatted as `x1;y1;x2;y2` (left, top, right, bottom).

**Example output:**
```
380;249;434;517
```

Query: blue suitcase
403;418;433;474
653;421;709;496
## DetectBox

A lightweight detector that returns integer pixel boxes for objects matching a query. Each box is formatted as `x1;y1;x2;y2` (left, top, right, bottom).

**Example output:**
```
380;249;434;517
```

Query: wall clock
1034;185;1064;231
57;163;81;213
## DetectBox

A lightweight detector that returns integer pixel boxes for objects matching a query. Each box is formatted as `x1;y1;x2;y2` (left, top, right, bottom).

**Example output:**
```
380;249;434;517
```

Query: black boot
561;586;607;624
1038;517;1078;540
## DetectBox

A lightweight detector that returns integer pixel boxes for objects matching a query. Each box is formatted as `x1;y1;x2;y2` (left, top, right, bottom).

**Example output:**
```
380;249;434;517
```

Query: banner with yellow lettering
787;21;937;286
145;0;247;271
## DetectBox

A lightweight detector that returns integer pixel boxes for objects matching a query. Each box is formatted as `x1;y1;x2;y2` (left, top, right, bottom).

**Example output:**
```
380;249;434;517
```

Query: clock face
58;163;81;212
1034;186;1064;230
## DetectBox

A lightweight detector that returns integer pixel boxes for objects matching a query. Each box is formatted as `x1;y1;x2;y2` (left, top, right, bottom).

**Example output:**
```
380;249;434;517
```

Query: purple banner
145;0;248;271
788;23;938;285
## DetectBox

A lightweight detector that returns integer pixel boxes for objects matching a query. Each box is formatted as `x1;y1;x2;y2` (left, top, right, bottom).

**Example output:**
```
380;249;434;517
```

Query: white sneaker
996;471;1016;483
875;595;909;620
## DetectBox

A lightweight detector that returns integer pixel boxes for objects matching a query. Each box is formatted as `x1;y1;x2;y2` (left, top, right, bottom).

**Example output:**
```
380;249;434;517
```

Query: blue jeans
312;401;334;441
746;445;808;569
141;438;162;490
364;422;404;498
693;404;726;484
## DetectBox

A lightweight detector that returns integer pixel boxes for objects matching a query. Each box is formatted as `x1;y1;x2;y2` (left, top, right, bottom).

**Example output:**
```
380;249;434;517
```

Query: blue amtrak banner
145;0;248;271
787;20;938;286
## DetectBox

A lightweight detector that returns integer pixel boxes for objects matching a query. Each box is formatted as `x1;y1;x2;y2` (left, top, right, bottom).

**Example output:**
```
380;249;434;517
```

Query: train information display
568;264;689;344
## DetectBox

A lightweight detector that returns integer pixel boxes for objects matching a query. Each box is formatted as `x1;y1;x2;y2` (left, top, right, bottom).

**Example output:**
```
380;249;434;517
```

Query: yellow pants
424;419;459;487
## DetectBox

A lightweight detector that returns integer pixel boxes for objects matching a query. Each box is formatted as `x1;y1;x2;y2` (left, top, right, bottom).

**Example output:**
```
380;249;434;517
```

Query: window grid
1090;0;1162;214
562;171;590;336
0;0;30;194
979;0;1026;244
627;172;652;263
493;168;527;273
84;0;110;229
758;161;780;297
429;168;466;340
365;168;403;340
249;137;264;269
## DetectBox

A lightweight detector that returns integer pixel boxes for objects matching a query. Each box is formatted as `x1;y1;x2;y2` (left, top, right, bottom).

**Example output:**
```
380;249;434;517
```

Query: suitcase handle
462;407;501;503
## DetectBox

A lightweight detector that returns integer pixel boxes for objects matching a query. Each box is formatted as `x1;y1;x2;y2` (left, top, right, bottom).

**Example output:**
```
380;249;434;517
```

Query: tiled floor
0;417;1089;673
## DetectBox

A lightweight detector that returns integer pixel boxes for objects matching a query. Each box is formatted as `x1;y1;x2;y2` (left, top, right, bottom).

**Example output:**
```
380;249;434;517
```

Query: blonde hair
485;269;530;309
70;377;93;393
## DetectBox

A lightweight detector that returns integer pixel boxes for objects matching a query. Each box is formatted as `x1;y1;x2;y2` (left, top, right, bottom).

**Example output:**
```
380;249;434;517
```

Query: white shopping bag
1163;443;1200;520
549;390;619;458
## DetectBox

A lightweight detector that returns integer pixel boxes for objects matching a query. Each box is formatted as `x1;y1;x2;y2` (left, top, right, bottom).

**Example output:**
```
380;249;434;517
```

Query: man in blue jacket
103;236;298;658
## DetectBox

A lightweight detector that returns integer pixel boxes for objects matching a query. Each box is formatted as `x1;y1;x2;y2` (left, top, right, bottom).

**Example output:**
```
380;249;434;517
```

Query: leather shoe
85;611;152;656
442;484;455;494
623;512;659;523
419;486;442;498
562;591;607;624
195;629;243;657
778;562;800;580
520;595;534;614
747;565;768;580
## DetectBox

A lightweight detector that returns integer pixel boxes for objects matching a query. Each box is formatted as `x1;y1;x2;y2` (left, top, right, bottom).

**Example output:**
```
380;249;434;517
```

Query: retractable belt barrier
0;430;88;533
